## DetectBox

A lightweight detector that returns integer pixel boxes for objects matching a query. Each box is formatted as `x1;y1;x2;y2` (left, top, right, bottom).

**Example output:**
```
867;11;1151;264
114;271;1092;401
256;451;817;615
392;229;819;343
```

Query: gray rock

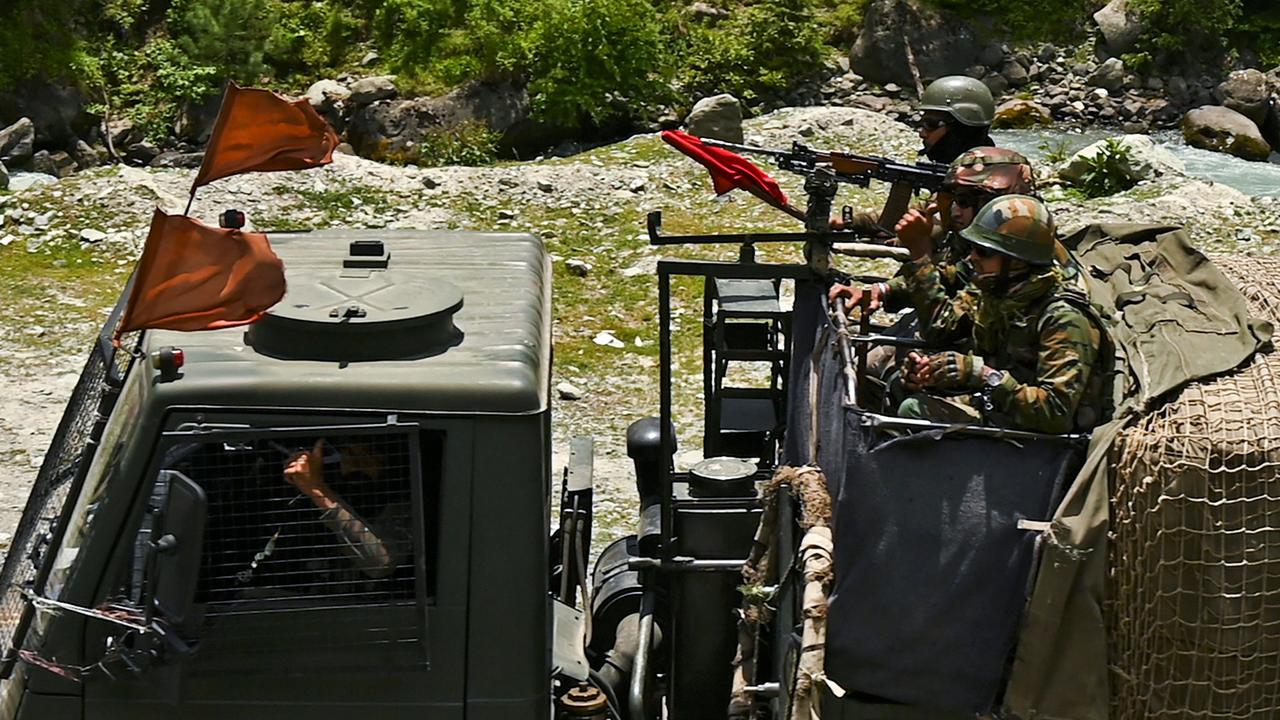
7;173;55;192
149;151;205;169
1038;44;1058;63
106;119;143;152
1122;120;1148;134
497;209;517;220
1261;102;1280;154
556;381;584;401
349;80;531;162
69;140;99;170
335;142;355;155
30;150;75;178
0;81;91;148
1144;76;1165;92
850;0;983;86
1087;57;1126;94
174;92;222;144
977;42;1004;68
1181;105;1273;161
688;2;729;21
537;180;555;193
964;65;987;79
1001;60;1029;87
1214;69;1271;126
0;118;35;166
992;99;1052;128
305;80;352;110
0;160;7;191
1093;0;1145;55
361;51;381;67
124;142;161;166
850;94;892;113
421;176;439;190
498;176;519;189
1167;75;1190;103
685;94;744;144
349;76;399;105
981;73;1010;96
565;258;592;276
1061;135;1184;186
78;228;106;243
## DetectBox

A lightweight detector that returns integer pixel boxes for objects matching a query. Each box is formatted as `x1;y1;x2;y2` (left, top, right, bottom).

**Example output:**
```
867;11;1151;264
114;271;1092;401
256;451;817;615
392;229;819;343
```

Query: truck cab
0;229;555;720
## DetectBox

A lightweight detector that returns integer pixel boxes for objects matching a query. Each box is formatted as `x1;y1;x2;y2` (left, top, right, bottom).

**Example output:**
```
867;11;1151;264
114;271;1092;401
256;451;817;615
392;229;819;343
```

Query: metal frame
657;258;813;561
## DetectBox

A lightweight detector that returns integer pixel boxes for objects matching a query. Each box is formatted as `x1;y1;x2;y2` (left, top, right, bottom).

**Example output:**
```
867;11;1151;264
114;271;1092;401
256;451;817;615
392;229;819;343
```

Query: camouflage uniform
881;147;1040;313
897;196;1108;434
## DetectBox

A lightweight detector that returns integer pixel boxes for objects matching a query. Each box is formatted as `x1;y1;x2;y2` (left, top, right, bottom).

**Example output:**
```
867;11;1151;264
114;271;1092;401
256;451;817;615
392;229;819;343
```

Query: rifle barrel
699;138;790;158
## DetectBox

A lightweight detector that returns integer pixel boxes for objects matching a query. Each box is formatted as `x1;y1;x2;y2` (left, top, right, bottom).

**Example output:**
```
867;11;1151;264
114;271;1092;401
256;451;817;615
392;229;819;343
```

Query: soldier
829;76;997;236
895;195;1108;434
828;146;1038;315
916;75;996;164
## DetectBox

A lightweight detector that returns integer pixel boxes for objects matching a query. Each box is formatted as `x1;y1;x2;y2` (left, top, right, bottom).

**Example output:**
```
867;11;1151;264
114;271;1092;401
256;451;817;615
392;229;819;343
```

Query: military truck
0;201;1276;720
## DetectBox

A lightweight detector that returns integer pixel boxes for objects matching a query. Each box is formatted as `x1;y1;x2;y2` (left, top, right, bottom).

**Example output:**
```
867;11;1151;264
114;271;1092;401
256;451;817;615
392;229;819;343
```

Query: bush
416;121;501;167
816;0;872;45
1074;138;1139;199
168;0;278;84
1131;0;1242;53
0;2;87;86
677;0;828;102
372;0;459;69
920;0;1093;41
458;0;669;127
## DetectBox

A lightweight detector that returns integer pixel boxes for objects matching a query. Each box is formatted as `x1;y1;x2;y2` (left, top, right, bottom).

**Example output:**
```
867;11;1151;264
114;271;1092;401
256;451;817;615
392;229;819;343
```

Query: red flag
117;209;286;336
191;82;340;190
661;130;790;209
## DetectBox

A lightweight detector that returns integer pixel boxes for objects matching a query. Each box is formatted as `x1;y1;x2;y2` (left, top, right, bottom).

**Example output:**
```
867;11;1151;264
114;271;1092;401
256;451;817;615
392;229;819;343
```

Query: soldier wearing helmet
828;147;1038;315
895;195;1108;433
916;76;997;164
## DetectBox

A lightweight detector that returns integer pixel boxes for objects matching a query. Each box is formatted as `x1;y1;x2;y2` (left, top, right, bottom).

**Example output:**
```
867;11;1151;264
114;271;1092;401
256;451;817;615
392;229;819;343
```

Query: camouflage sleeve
898;258;975;346
988;301;1101;434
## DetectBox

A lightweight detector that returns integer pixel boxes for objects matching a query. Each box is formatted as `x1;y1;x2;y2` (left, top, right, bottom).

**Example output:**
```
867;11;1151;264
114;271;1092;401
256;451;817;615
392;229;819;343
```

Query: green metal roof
141;229;551;415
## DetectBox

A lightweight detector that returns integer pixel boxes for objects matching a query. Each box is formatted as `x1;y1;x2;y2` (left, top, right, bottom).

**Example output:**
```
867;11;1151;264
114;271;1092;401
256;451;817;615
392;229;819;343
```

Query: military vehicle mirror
149;470;207;633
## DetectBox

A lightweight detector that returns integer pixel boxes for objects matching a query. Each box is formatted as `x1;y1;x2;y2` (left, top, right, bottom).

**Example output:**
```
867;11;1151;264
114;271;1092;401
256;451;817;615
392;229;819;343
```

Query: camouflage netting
1108;255;1280;720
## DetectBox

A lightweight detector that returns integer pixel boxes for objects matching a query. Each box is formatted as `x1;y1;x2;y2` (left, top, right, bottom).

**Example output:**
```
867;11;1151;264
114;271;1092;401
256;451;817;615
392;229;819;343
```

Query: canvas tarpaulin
786;224;1271;719
1001;226;1270;720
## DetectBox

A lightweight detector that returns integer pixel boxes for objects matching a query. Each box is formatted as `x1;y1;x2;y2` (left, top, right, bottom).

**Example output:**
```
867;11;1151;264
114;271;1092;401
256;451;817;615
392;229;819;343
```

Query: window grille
147;426;438;665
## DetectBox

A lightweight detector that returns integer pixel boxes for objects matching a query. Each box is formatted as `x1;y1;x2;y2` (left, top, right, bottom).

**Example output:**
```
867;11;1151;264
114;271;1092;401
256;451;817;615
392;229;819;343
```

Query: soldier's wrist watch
983;369;1007;388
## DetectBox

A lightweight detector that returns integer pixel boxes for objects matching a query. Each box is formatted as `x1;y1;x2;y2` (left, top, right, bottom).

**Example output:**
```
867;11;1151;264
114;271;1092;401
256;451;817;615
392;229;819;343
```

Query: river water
993;128;1280;199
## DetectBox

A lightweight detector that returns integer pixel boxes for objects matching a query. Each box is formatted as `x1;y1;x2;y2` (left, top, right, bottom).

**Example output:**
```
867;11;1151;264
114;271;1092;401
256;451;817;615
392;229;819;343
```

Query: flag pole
184;192;195;216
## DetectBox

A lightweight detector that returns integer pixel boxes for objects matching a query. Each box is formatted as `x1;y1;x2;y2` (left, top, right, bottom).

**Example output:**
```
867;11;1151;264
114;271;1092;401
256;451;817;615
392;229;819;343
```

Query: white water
993;128;1280;199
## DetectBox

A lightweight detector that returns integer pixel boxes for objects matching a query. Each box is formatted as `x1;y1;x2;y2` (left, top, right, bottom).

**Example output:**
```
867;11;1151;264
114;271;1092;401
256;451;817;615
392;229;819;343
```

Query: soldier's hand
284;439;329;495
895;207;935;260
902;351;930;391
922;351;984;390
828;283;886;315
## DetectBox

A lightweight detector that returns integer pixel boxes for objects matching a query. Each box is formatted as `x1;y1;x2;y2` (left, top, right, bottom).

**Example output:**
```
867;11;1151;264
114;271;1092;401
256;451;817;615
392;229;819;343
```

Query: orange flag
116;209;287;337
191;82;340;190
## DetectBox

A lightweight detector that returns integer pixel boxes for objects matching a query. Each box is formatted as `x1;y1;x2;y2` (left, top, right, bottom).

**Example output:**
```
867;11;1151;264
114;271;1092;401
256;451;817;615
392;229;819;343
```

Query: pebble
498;177;519;189
497;209;517;220
565;258;592;276
593;331;625;349
556;381;584;400
537;180;555;193
79;228;107;243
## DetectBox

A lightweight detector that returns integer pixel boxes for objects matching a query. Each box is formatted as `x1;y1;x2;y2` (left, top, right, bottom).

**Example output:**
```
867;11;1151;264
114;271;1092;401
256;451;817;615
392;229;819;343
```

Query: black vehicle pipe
628;585;656;720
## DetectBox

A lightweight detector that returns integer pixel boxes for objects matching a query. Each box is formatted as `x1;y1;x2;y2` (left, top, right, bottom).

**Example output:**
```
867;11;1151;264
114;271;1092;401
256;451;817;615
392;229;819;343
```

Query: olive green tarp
1002;225;1273;720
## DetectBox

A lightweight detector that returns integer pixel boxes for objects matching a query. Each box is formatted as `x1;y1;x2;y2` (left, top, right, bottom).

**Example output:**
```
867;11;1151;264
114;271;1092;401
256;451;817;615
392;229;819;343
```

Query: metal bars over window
145;423;438;667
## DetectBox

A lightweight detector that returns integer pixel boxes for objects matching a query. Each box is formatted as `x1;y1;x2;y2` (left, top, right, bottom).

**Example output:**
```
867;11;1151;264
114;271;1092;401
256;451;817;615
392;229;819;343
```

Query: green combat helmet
960;194;1056;265
919;76;996;127
944;147;1036;195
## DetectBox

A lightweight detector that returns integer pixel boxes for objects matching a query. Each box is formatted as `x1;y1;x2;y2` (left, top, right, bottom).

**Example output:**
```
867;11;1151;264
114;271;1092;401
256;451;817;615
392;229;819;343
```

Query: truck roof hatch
247;239;464;362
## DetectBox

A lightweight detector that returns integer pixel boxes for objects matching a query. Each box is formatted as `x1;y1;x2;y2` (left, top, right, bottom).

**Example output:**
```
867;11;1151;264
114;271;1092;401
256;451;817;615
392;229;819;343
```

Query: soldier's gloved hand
922;351;985;390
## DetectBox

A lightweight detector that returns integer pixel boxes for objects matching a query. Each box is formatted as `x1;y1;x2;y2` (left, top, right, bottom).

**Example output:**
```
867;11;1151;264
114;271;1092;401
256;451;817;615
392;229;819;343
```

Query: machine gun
700;139;950;237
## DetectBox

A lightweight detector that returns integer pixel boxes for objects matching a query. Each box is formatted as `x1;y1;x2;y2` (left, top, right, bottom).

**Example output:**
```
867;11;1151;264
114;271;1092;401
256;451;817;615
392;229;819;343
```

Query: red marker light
150;346;185;378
